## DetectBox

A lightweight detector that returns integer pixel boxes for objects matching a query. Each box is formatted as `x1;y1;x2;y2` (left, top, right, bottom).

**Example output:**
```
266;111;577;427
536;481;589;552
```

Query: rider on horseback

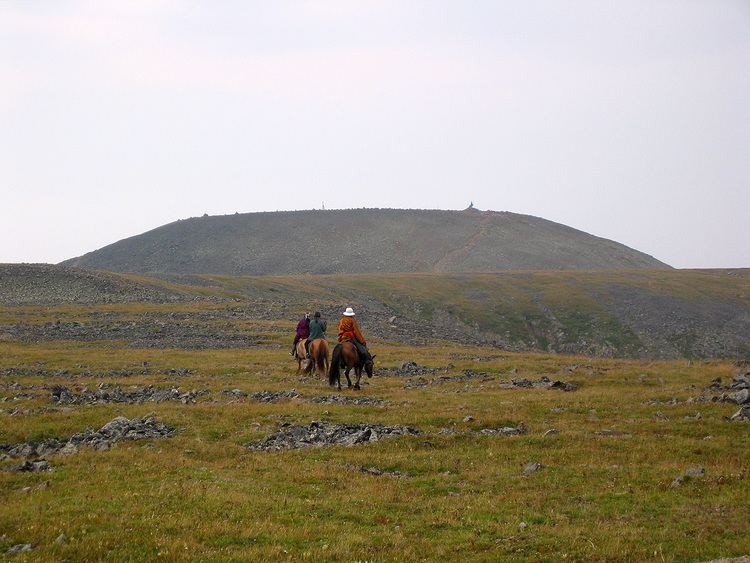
305;311;326;358
291;313;310;356
337;307;371;363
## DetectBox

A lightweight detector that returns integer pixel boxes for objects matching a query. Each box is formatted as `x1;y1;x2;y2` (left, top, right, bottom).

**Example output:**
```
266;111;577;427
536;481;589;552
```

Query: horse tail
316;343;326;374
329;344;342;386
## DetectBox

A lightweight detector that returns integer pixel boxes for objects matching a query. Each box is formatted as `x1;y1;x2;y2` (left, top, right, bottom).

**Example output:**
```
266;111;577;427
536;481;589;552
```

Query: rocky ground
245;421;421;451
222;389;387;406
0;366;192;378
1;414;175;469
2;317;262;349
245;419;530;452
643;372;750;421
50;384;205;405
400;367;577;391
499;376;578;392
0;264;186;305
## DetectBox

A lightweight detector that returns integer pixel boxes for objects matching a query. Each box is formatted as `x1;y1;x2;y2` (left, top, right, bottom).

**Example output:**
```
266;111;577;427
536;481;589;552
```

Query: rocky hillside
153;269;750;360
4;265;746;359
61;208;669;275
0;264;185;306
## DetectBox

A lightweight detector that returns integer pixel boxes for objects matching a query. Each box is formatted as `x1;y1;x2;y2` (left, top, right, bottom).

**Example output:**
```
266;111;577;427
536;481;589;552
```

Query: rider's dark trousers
351;339;369;361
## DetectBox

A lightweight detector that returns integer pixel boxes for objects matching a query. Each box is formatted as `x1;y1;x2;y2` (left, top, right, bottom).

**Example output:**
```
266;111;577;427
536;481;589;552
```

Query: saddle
341;340;368;368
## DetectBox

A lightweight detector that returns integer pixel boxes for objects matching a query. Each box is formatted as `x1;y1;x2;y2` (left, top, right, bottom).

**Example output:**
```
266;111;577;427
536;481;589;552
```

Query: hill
4;265;748;359
166;269;750;359
61;208;669;275
0;264;187;306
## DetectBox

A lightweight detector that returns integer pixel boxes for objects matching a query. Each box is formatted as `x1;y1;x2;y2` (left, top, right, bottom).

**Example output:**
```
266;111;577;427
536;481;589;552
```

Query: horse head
365;354;376;378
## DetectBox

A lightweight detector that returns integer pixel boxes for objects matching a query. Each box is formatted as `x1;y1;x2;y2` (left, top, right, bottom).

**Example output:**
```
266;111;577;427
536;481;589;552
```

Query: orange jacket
338;316;366;345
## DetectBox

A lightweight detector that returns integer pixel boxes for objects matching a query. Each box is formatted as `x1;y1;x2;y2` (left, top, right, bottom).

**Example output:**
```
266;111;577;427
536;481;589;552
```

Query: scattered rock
671;466;706;488
395;362;441;376
462;416;474;423
55;533;66;545
245;421;420;451
222;390;387;406
684;413;702;421
647;374;750;408
3;314;259;350
653;411;669;421
7;459;52;472
523;462;542;476
347;464;409;479
2;415;175;459
437;423;527;437
730;389;750;405
477;424;528;437
670;476;685;488
695;374;750;405
6;544;33;554
595;430;631;437
543;428;559;437
729;406;750;421
249;390;301;402
500;376;578;392
403;369;493;389
308;395;387;406
50;384;204;405
685;466;706;478
518;521;528;530
58;443;79;456
643;398;684;406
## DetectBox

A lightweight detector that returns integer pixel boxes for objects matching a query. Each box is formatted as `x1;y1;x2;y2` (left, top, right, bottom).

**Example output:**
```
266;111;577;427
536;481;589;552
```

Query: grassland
1;296;749;561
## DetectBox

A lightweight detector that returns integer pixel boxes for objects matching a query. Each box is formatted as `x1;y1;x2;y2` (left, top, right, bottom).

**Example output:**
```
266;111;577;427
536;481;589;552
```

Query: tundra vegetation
0;266;749;560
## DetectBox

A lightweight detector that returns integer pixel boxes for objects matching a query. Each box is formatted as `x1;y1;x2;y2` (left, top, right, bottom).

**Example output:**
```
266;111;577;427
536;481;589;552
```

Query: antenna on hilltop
322;202;326;210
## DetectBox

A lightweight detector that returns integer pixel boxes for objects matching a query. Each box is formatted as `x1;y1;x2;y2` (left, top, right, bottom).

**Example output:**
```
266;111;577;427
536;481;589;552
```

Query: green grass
0;295;749;560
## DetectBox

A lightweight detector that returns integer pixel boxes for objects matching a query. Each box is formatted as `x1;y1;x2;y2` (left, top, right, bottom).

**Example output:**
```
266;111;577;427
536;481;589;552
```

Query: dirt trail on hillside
433;214;495;272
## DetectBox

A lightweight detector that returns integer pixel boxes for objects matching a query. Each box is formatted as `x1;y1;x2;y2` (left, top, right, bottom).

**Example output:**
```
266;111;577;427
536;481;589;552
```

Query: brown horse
294;339;309;372
328;341;376;390
303;339;330;378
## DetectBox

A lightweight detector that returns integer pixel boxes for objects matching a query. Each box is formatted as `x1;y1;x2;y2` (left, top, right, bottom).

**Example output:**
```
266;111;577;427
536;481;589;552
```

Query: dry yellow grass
1;304;749;561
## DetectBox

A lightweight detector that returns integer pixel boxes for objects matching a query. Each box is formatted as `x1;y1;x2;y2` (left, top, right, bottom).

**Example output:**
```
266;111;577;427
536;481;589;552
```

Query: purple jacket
295;318;310;338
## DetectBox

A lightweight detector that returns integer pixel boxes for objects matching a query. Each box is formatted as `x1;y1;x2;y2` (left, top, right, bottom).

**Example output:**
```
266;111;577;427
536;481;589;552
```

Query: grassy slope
176;269;750;358
1;298;749;560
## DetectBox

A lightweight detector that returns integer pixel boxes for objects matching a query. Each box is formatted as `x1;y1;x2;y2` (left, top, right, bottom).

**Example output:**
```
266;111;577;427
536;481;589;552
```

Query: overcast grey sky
1;1;748;268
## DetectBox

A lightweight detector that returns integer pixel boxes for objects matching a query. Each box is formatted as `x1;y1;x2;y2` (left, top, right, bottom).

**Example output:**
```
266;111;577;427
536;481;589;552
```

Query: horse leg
354;366;362;390
344;367;353;389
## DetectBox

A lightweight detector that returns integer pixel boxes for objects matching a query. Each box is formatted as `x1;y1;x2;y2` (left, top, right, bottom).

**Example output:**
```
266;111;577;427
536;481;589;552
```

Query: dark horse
328;341;375;390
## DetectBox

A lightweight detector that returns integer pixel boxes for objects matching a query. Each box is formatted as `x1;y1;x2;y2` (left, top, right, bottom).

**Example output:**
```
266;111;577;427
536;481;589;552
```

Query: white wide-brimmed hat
343;307;355;316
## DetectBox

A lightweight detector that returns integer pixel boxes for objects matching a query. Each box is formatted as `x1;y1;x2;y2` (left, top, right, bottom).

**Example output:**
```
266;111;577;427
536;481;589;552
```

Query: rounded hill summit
62;208;669;274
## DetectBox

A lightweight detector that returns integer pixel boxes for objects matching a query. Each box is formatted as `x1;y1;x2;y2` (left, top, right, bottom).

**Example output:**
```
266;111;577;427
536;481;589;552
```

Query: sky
1;1;748;268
